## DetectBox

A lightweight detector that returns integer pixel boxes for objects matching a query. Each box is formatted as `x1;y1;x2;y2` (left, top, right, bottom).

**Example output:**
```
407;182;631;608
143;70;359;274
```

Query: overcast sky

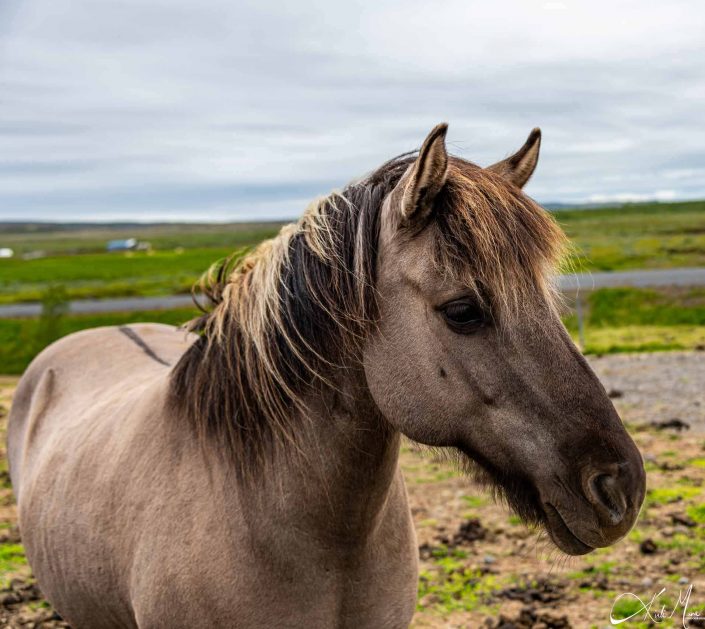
1;0;704;222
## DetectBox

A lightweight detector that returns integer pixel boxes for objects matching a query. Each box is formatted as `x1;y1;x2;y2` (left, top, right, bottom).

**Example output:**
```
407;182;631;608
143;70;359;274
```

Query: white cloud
0;0;704;220
587;190;679;204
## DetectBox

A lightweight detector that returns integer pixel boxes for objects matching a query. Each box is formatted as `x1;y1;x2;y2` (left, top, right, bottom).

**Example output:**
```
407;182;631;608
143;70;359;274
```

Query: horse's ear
399;123;449;227
486;128;541;189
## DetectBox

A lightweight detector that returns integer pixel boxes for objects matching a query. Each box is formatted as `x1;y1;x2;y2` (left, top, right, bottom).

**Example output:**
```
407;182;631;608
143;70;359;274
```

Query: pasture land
2;364;705;628
0;221;282;257
562;286;705;355
0;222;281;304
555;199;705;272
1;200;705;305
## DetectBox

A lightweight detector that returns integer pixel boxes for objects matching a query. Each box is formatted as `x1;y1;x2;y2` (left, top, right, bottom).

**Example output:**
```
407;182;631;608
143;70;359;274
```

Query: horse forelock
433;159;568;328
169;153;566;471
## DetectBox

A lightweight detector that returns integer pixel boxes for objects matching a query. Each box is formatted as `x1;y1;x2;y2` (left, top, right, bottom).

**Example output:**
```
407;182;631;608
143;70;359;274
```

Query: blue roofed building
106;238;137;252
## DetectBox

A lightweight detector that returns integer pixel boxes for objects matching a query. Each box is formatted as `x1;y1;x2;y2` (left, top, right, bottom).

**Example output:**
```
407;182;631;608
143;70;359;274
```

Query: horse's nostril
588;472;627;526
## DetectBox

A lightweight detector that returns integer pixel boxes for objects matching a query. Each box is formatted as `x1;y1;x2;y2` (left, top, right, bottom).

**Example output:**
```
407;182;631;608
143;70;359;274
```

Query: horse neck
245;365;402;545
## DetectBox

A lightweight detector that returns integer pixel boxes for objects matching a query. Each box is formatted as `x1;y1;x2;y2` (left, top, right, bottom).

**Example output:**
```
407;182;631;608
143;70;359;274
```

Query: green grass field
562;286;705;354
555;199;705;272
0;222;280;304
0;221;282;256
0;248;233;304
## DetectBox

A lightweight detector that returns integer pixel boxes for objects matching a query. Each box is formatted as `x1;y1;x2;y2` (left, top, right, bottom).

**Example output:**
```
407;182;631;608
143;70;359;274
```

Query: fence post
575;293;586;351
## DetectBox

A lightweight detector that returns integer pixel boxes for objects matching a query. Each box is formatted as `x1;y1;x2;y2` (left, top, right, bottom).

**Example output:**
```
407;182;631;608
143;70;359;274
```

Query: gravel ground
588;350;705;432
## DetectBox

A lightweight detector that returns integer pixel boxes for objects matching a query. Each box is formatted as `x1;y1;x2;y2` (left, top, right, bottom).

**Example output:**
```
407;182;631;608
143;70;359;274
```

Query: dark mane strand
169;155;413;473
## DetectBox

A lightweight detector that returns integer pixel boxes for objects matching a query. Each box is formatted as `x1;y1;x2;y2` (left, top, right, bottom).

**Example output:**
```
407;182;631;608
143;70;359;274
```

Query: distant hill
544;199;705;212
5;199;703;232
1;199;703;238
542;201;620;211
0;220;285;235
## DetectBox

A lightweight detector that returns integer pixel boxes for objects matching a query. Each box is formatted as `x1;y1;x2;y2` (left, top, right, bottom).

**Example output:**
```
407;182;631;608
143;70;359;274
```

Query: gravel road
558;266;705;290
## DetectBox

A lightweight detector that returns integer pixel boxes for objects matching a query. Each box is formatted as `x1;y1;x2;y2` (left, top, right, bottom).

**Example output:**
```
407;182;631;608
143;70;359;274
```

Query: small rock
678;576;689;585
608;388;623;399
452;518;487;545
483;554;496;564
641;576;654;588
595;575;609;590
671;513;696;527
497;578;566;605
0;591;22;605
640;538;658;554
519;606;537;623
649;418;690;431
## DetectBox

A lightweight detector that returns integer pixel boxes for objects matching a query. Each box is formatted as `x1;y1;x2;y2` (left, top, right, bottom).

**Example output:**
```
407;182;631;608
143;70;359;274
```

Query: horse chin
542;503;594;556
454;446;545;530
454;446;594;556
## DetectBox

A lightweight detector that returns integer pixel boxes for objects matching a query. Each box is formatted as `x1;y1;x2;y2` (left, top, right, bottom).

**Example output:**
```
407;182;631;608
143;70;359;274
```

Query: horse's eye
440;300;487;333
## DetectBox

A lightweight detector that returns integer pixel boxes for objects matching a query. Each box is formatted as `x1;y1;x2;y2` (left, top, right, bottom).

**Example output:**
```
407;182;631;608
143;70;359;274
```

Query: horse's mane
169;155;566;470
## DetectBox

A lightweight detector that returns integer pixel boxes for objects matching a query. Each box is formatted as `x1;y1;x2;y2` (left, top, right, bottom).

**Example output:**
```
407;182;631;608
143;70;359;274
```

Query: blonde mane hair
170;155;566;469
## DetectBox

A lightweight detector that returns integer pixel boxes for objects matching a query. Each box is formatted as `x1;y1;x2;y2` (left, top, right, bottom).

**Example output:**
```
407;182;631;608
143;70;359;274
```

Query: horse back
8;323;194;494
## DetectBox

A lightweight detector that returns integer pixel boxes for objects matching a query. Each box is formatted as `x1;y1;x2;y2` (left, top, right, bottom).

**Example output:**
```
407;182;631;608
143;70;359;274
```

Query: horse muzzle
541;454;646;555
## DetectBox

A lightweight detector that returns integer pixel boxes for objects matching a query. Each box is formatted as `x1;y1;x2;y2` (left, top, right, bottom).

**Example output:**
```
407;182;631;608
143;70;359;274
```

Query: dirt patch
487;605;572;629
0;580;69;629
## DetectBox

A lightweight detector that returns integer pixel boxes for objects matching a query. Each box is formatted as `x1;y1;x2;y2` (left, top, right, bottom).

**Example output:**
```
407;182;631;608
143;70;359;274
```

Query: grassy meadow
562;286;705;355
555;199;705;272
0;221;282;257
0;222;281;304
0;308;198;374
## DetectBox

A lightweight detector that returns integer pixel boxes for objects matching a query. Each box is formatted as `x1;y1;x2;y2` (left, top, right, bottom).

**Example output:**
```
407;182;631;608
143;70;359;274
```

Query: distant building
0;248;14;258
106;238;137;252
